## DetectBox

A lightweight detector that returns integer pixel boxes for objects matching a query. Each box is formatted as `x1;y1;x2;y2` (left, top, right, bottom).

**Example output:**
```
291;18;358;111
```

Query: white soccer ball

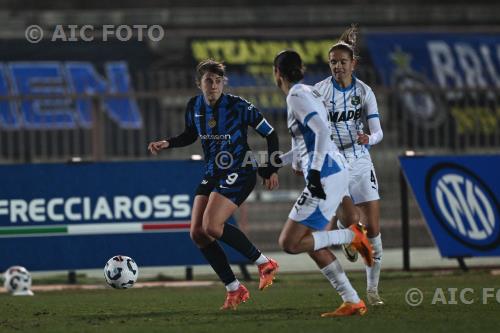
104;255;139;289
3;266;34;296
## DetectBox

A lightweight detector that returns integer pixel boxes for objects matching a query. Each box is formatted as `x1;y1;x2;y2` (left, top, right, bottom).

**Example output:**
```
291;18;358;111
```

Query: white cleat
367;289;384;306
341;244;359;263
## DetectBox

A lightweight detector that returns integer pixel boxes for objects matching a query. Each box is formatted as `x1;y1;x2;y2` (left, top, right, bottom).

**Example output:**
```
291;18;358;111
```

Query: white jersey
286;83;343;178
285;83;349;230
314;76;380;162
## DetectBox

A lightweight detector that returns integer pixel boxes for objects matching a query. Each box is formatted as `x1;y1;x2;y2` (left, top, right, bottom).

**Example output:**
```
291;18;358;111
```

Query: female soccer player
271;50;373;317
314;25;384;306
148;59;280;310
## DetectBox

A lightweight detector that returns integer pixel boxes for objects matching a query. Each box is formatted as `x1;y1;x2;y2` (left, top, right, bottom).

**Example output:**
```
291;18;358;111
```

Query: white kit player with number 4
315;25;385;306
314;75;381;203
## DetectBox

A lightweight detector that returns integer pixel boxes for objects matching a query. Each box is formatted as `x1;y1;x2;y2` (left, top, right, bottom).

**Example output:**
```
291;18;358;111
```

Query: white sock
336;219;346;229
312;230;354;251
366;234;382;291
320;260;360;303
226;279;240;292
254;254;269;266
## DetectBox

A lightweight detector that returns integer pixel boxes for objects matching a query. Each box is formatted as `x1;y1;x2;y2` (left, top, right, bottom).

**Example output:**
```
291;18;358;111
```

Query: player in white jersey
267;50;373;317
314;25;384;306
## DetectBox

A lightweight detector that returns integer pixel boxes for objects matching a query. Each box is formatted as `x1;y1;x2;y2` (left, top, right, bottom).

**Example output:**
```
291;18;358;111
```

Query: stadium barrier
1;81;499;251
0;160;250;274
399;153;500;271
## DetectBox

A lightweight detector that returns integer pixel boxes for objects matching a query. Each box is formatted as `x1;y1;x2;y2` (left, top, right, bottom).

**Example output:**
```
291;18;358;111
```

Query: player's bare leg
279;218;316;253
202;192;239;239
205;192;278;298
200;193;249;309
359;200;380;239
279;218;373;266
329;197;362;262
337;197;361;228
188;195;244;310
190;195;214;247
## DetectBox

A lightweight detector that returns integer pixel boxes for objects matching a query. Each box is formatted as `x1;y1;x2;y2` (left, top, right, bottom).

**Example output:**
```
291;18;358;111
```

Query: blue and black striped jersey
172;94;274;176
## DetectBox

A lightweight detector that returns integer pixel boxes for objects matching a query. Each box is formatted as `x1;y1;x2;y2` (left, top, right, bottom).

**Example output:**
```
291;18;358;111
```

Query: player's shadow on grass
213;306;326;318
74;310;196;321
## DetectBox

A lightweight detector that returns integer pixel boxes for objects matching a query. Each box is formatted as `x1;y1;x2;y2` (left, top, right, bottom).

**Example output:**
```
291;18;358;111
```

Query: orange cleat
220;284;250;310
349;223;373;267
258;258;279;290
321;300;368;318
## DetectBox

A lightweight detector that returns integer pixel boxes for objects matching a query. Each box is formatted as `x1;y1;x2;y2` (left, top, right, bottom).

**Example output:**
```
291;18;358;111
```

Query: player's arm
246;103;281;180
277;139;302;176
148;99;198;155
290;93;330;199
305;115;330;199
290;138;303;176
278;147;295;166
358;89;383;146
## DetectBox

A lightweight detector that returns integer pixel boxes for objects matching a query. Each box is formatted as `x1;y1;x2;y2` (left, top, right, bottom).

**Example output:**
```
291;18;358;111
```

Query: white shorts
288;167;349;231
347;154;380;204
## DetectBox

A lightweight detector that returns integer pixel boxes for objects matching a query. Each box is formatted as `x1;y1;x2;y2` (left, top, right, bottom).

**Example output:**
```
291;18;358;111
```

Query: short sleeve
288;90;320;127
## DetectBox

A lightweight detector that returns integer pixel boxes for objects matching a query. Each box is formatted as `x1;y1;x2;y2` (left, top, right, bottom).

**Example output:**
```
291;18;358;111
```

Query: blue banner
365;32;500;88
0;160;248;271
0;61;141;129
400;155;500;258
365;32;500;139
0;39;155;129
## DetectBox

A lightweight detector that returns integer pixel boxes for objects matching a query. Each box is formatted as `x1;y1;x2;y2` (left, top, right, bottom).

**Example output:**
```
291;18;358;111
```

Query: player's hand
148;140;169;155
357;132;370;145
292;168;303;177
264;173;279;191
257;156;281;180
306;170;326;199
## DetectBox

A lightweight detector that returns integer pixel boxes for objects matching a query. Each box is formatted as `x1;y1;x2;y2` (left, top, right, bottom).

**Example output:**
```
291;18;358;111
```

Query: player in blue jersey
314;25;384;306
271;50;373;317
148;60;280;310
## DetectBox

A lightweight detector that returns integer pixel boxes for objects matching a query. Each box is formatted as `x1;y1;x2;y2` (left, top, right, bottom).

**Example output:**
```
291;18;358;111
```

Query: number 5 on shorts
297;192;309;206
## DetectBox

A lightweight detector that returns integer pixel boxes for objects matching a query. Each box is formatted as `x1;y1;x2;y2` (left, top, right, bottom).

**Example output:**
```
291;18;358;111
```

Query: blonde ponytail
329;24;360;60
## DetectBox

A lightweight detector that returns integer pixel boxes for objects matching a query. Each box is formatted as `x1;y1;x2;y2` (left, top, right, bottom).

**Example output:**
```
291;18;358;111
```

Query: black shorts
195;170;256;206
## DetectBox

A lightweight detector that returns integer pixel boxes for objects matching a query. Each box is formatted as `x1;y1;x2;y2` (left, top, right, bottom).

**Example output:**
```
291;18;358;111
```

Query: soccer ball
104;255;139;289
3;266;34;296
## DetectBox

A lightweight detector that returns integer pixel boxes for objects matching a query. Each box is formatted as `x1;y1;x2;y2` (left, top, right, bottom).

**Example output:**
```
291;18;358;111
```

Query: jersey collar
203;93;226;109
288;83;301;96
331;75;357;92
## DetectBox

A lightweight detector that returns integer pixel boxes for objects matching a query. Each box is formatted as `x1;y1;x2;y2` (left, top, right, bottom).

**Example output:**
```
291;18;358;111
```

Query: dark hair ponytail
273;50;305;83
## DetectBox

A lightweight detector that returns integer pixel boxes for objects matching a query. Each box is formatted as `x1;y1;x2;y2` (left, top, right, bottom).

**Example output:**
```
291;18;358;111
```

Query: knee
344;210;360;226
367;224;380;238
190;226;210;246
278;235;300;254
202;217;223;239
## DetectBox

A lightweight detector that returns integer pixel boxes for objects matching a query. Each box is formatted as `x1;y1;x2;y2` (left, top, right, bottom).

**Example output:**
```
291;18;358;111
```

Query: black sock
219;223;261;262
200;241;236;285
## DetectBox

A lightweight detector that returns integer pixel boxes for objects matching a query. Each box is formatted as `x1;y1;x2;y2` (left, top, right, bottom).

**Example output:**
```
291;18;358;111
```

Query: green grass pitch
1;270;499;333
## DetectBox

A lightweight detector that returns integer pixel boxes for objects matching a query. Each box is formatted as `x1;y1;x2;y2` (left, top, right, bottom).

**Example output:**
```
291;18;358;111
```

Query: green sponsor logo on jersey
351;96;361;106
